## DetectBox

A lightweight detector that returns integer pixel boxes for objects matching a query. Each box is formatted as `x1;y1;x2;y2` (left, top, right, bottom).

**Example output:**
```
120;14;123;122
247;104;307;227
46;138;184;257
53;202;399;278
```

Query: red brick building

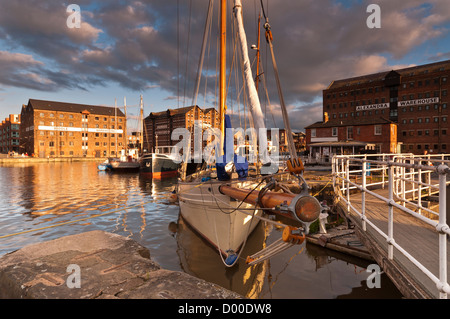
143;105;219;153
0;114;21;154
20;99;127;158
306;59;449;157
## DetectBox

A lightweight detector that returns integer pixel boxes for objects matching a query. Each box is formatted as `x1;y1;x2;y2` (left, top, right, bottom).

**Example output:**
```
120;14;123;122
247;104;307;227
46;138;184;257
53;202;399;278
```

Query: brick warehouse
305;59;449;158
20;99;127;158
143;105;219;153
0;114;21;154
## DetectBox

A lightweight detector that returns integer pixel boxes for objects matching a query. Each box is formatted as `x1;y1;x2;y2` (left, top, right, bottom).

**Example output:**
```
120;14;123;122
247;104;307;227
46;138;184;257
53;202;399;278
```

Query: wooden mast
255;13;261;91
219;0;226;154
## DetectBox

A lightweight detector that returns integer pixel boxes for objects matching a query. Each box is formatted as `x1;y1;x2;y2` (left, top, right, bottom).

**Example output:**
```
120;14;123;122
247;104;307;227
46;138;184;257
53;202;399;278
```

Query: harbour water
0;161;403;299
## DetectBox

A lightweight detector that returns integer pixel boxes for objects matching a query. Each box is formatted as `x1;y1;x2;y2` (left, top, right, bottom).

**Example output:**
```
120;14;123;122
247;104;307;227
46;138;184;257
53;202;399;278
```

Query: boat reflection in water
0;162;403;299
171;214;269;299
170;212;404;299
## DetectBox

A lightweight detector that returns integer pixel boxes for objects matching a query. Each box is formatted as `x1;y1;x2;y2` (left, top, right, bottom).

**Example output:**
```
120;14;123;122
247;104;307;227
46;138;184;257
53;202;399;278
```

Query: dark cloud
0;0;449;130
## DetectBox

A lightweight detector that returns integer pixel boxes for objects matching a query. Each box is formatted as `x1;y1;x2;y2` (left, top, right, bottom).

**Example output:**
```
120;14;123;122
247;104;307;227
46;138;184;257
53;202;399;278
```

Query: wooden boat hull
177;179;262;255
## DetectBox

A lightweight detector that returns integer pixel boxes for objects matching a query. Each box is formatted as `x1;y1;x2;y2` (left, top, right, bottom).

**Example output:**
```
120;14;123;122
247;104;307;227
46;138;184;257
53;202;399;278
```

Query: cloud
0;0;449;130
0;51;53;90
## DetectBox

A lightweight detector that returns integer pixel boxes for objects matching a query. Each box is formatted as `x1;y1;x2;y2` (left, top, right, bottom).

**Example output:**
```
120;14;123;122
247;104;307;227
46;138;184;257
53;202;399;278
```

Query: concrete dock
0;230;241;299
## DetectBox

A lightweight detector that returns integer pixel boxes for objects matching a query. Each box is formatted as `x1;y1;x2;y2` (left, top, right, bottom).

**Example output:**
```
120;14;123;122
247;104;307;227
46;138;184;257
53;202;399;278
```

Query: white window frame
332;127;338;137
374;125;382;136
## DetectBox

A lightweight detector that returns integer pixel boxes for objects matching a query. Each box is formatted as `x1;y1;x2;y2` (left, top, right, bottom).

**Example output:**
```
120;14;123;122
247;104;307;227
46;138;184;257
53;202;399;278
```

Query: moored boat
97;159;112;171
177;0;323;268
109;150;140;172
139;146;179;178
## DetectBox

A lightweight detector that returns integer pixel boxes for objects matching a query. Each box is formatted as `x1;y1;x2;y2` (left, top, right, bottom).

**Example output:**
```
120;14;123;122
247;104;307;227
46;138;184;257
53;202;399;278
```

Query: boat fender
225;250;238;266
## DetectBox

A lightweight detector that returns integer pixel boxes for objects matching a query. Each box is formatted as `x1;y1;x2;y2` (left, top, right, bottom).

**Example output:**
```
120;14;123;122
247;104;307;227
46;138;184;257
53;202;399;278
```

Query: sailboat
177;0;325;267
109;96;143;172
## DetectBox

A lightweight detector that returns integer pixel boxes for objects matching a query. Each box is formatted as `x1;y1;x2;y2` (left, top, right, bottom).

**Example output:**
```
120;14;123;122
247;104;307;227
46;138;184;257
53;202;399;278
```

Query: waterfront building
0;114;21;154
266;129;306;155
143;105;219;153
20;99;127;158
305;59;450;157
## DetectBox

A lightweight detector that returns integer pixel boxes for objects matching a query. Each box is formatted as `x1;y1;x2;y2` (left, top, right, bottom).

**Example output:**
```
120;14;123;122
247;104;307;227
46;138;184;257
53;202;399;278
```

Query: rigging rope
259;0;304;176
192;0;214;107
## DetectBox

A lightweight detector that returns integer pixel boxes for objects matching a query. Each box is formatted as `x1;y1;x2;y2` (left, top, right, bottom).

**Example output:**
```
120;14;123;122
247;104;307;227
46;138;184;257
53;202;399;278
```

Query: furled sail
233;0;271;168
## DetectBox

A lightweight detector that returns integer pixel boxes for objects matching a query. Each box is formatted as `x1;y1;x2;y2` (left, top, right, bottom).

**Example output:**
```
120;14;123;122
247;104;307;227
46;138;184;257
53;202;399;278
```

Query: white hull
178;179;262;255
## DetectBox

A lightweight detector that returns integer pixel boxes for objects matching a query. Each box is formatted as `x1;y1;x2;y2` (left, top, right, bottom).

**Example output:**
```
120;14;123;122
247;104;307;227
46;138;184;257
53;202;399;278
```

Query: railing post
437;165;449;299
346;158;350;213
401;159;406;207
418;159;422;215
411;158;416;201
362;159;366;231
388;164;394;260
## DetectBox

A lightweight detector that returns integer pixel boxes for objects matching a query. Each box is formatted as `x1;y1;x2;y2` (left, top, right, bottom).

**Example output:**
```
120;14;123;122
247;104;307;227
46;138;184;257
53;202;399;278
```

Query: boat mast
115;98;118;156
140;95;144;155
255;13;261;92
219;0;226;154
124;97;127;154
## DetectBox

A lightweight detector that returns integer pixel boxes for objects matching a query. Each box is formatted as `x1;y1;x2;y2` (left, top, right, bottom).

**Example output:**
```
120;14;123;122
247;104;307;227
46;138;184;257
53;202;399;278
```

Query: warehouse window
347;127;353;140
331;127;337;136
374;125;382;135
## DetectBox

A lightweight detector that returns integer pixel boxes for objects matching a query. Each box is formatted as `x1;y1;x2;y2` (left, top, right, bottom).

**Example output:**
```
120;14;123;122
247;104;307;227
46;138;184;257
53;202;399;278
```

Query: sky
0;0;450;132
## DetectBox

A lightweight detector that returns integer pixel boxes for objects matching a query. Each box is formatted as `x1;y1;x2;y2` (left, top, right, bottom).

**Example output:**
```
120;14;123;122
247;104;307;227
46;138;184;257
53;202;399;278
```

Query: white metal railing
332;153;450;299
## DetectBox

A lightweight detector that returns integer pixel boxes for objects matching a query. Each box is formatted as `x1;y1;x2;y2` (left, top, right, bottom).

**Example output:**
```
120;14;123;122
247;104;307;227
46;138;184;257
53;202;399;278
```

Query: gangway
332;153;450;299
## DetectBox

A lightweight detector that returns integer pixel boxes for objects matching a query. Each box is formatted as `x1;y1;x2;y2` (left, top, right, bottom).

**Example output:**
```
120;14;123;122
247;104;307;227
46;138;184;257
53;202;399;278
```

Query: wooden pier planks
337;186;448;299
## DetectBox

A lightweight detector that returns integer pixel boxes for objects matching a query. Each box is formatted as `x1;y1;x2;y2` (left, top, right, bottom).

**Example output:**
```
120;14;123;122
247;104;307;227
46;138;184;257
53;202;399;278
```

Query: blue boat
98;160;113;171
